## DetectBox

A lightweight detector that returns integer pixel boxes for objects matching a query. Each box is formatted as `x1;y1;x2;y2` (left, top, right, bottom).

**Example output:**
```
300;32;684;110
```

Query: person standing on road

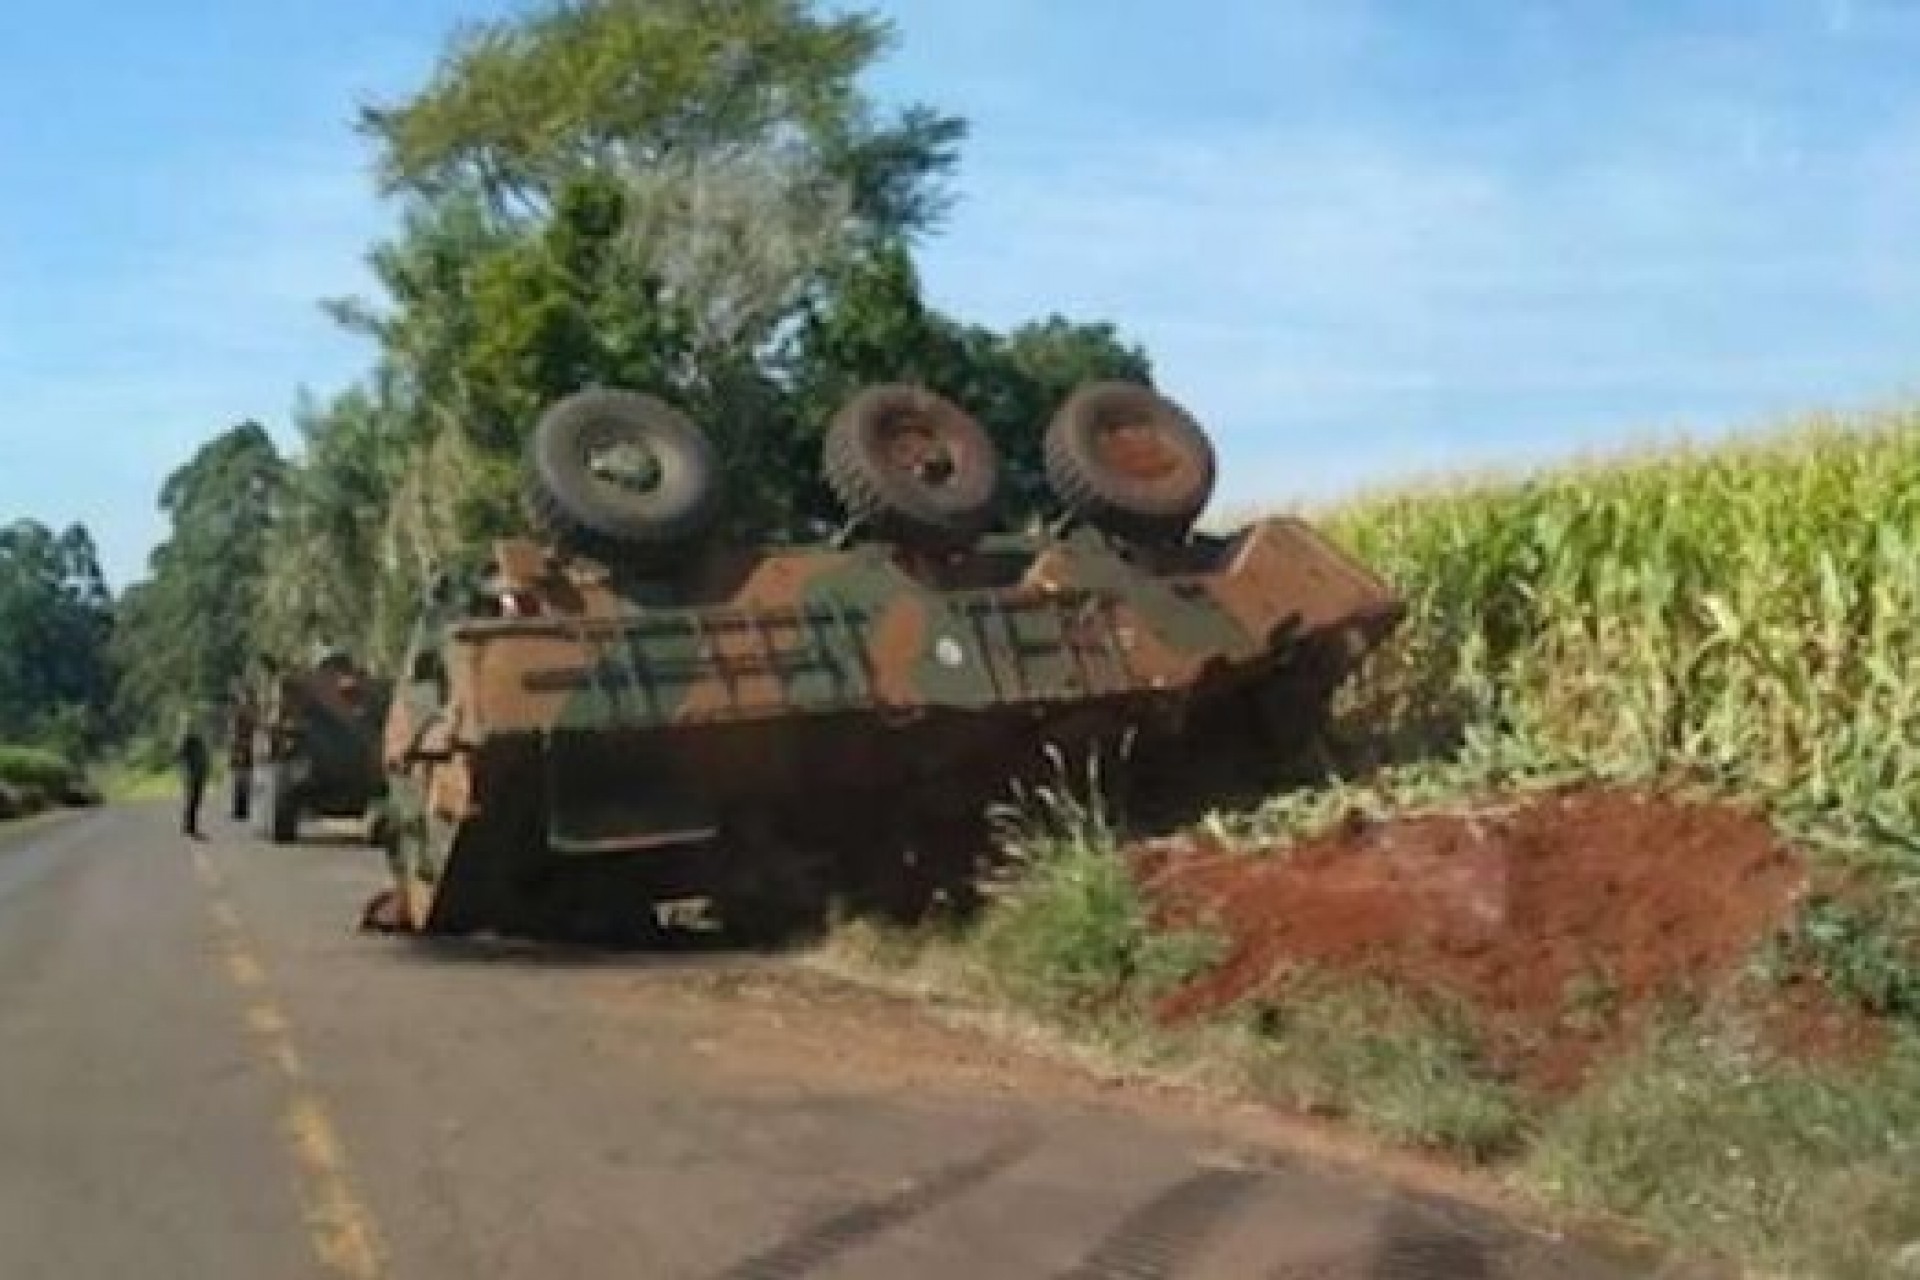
228;685;257;824
177;715;210;839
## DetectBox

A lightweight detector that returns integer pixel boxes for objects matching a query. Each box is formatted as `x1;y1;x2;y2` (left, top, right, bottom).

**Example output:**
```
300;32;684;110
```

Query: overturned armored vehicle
372;382;1402;941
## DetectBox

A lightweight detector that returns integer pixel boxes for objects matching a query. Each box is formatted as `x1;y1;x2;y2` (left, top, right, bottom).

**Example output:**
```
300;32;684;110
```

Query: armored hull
373;382;1402;940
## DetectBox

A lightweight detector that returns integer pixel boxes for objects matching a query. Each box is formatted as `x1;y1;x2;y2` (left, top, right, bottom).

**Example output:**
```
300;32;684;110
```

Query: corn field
1315;408;1920;874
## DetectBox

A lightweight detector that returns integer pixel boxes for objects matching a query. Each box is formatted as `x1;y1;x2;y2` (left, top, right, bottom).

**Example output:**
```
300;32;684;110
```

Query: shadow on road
371;922;789;974
275;832;379;851
1362;1196;1498;1279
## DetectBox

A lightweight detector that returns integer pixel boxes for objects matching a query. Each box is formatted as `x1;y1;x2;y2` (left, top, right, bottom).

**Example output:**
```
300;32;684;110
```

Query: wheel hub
881;414;958;488
588;439;664;495
1095;422;1186;482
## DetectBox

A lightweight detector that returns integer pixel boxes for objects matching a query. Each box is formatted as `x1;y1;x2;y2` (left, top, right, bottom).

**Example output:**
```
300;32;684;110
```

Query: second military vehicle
252;648;392;844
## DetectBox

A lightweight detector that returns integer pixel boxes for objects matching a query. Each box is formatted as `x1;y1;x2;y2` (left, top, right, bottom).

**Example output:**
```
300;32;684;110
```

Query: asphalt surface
0;802;1672;1280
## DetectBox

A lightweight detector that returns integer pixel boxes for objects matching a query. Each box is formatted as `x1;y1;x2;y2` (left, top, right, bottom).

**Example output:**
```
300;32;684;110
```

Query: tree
781;242;1154;523
248;0;1159;665
318;0;969;564
255;386;411;662
114;424;284;730
0;520;115;752
359;0;965;239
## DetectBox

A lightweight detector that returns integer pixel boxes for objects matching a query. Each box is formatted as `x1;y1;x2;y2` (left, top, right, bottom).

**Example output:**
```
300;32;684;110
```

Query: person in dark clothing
228;690;257;823
177;721;210;838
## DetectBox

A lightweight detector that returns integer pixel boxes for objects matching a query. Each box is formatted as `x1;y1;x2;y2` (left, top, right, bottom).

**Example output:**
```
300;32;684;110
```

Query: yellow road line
192;847;389;1280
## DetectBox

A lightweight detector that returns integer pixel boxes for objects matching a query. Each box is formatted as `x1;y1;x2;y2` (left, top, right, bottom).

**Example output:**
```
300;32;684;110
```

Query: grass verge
0;744;100;819
93;760;178;803
1525;1017;1920;1280
970;758;1224;1028
826;690;1918;1276
1222;977;1528;1162
823;786;1920;1278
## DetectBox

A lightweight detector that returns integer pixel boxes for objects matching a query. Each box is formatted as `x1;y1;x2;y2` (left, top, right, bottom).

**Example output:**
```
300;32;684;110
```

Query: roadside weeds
807;769;1920;1280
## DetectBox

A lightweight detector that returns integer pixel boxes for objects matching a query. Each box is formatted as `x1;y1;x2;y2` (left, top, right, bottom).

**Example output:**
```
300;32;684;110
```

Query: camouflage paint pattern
257;656;393;825
376;515;1402;936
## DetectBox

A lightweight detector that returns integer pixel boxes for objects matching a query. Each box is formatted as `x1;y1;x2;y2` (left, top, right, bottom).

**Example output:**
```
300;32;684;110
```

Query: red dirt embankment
1133;787;1864;1094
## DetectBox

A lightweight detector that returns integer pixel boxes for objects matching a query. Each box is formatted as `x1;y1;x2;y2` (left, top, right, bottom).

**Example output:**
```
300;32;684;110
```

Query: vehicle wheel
1044;381;1216;543
515;861;661;949
230;772;251;823
824;384;1000;548
715;839;833;950
524;387;724;562
719;886;828;950
266;765;299;844
377;790;448;934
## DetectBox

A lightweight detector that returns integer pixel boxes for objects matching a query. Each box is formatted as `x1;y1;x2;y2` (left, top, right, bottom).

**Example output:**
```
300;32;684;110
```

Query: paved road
0;804;1669;1279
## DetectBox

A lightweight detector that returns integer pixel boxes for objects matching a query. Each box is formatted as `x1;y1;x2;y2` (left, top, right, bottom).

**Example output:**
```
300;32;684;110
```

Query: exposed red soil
1133;786;1873;1095
1754;973;1891;1068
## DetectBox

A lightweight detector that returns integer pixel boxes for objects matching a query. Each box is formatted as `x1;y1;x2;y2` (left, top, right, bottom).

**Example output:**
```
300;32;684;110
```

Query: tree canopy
100;0;1159;720
359;0;966;238
112;423;284;731
0;521;114;754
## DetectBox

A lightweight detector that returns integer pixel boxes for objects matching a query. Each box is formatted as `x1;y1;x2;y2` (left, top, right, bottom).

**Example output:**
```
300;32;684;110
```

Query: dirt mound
1136;787;1817;1094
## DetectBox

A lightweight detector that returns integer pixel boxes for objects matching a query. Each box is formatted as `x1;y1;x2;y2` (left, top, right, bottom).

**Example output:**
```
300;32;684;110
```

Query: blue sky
2;1;1917;588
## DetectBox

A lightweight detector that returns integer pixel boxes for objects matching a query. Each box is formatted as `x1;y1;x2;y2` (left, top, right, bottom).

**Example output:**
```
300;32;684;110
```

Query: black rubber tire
523;388;723;561
1044;381;1217;543
824;384;1000;548
718;878;830;950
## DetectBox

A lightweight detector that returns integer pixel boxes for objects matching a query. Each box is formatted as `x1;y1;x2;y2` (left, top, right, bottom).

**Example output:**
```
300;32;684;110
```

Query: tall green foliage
255;0;1152;662
0;521;114;752
358;0;966;237
1325;411;1920;868
782;242;1151;519
114;423;284;730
